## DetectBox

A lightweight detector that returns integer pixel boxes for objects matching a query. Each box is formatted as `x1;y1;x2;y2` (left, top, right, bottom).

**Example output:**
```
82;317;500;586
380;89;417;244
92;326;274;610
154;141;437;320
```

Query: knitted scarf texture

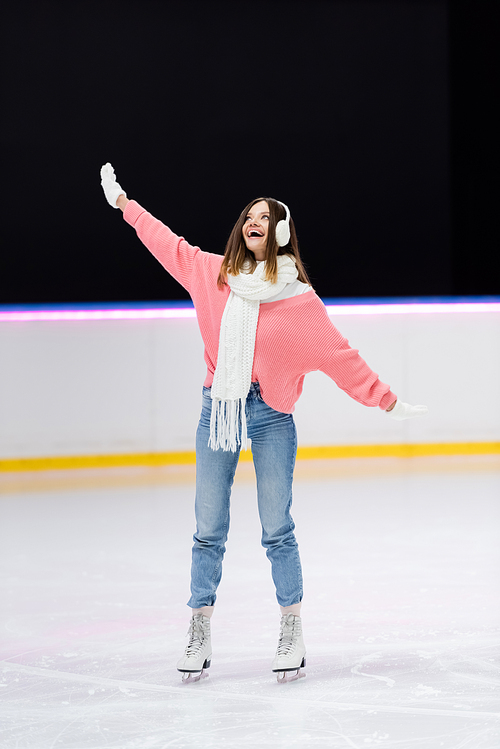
209;255;298;451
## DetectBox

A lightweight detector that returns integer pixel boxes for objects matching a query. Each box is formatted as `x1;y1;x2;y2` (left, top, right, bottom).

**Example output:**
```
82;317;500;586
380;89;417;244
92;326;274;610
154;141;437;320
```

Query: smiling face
242;200;270;261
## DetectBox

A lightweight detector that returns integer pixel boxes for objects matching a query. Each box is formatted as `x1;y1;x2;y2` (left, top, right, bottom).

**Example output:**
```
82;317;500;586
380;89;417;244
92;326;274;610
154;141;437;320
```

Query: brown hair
217;197;312;289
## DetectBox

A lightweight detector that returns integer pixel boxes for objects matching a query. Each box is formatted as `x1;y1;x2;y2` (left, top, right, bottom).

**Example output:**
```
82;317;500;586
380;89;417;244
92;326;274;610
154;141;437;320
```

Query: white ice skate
272;613;306;683
177;614;212;683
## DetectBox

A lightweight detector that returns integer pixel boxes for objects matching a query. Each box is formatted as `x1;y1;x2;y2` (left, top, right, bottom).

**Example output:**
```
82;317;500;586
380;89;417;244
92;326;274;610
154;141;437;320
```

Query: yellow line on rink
298;442;500;459
0;442;499;472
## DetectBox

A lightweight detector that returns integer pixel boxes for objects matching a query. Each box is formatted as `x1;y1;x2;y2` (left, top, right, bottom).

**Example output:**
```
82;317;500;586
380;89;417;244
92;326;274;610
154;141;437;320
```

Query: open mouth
248;230;264;238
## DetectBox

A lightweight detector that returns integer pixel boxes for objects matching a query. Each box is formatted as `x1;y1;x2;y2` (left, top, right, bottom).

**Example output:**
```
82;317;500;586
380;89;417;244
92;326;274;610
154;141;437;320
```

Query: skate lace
184;616;208;657
276;614;301;657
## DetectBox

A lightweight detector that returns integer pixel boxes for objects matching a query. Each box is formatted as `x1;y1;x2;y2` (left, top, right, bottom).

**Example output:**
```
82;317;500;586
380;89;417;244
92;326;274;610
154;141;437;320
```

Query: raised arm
100;163;200;293
117;194;129;212
101;163;128;209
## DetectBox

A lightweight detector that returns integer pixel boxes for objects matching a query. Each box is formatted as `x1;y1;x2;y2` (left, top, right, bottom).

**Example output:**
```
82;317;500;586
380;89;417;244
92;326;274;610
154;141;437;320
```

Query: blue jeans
188;382;303;609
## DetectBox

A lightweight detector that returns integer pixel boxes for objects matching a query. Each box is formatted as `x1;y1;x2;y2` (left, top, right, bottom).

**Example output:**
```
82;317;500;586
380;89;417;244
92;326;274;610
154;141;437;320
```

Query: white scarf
209;255;298;451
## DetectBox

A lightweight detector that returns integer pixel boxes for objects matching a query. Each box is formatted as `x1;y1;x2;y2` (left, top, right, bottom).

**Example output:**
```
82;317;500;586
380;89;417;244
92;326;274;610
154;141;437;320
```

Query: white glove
387;399;428;420
100;162;126;208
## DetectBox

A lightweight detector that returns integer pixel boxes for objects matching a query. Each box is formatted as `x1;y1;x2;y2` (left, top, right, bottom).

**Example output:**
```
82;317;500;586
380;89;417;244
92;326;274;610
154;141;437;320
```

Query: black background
1;0;498;304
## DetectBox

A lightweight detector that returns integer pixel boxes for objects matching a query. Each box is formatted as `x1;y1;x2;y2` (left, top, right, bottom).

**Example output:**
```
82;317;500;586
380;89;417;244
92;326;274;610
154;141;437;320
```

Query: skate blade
276;668;306;684
180;669;209;684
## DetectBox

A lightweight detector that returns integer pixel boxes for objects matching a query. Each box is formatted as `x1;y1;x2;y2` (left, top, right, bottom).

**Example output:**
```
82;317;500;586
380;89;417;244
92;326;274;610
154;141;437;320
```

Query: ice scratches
361;733;390;746
3;661;499;720
412;649;440;660
1;662;182;698
413;683;442;697
440;653;500;688
351;652;396;687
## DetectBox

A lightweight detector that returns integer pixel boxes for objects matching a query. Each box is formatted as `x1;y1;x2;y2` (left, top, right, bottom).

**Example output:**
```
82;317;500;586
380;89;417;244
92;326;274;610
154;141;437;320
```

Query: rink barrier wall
1;297;499;466
1;442;499;472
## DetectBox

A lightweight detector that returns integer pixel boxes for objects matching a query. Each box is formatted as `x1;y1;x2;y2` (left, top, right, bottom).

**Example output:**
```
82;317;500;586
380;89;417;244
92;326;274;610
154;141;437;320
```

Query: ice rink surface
1;455;499;748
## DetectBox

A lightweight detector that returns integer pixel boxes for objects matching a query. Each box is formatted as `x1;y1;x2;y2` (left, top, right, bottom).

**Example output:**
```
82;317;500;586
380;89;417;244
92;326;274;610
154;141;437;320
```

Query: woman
100;163;427;683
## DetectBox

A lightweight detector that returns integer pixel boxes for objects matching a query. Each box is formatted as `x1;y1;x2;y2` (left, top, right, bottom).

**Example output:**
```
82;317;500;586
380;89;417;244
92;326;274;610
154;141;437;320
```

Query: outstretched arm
101;163;128;209
116;194;129;211
99;163;200;293
385;399;428;419
317;315;427;419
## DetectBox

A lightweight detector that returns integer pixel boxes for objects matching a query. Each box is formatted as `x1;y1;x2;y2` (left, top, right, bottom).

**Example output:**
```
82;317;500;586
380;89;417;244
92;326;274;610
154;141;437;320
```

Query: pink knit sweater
124;201;396;413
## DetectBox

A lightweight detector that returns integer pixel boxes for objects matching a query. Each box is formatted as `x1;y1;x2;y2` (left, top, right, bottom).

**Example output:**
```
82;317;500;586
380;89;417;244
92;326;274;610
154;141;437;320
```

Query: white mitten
387;399;428;420
100;162;126;208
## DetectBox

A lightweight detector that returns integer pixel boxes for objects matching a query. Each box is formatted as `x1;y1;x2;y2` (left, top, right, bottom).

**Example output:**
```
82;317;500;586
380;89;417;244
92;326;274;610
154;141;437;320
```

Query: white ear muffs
275;201;291;247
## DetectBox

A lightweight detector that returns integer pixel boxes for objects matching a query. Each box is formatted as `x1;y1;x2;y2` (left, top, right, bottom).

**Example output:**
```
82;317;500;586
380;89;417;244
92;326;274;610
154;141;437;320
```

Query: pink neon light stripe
0;308;197;322
0;303;499;322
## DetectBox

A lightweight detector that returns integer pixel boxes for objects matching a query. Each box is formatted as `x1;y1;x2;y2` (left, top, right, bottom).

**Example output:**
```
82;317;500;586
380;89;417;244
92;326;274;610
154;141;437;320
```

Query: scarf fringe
209;397;248;452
